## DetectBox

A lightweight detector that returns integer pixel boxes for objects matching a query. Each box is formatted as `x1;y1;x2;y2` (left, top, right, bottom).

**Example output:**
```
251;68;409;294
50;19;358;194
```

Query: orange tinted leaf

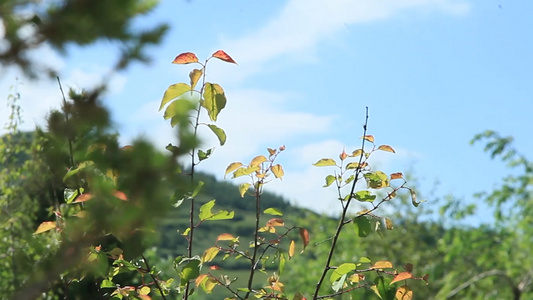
138;295;151;300
372;261;393;269
74;193;93;203
113;190;128;201
395;285;413;300
266;218;284;227
212;50;237;64
378;145;396;153
267;148;277;156
361;135;374;143
210;265;221;270
390;172;403;180
390;272;413;285
216;233;236;241
299;228;310;252
172;52;199;64
288;240;295;259
201;247;219;263
34;221;56;234
271;164;284;179
195;274;208;287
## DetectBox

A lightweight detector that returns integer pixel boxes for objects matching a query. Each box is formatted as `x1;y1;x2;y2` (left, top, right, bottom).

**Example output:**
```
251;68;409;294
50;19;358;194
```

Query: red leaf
299;228;310;252
212;50;237;64
390;271;413;285
74;193;93;203
172;52;199;64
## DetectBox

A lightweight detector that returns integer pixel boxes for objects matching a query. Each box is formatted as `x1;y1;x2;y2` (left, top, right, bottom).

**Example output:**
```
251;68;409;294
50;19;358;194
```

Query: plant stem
312;107;369;299
245;179;263;299
142;254;167;300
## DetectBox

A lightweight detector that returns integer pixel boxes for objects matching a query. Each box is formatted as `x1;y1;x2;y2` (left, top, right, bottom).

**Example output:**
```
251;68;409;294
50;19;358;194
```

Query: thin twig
141;254;167;300
446;269;512;299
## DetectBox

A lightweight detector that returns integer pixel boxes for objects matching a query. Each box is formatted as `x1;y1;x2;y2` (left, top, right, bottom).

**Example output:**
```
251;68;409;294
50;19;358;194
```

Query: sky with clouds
1;0;532;219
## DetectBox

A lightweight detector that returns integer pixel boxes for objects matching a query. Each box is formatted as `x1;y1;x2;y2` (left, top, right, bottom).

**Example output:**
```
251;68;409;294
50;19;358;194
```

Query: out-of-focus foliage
0;0;168;77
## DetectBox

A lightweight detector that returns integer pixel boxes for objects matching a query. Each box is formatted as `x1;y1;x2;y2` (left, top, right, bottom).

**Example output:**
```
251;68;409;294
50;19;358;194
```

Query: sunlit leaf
378;145;396;153
172;52;199;64
354;216;372;237
197;149;212;161
395;285;413;300
264;207;283;216
350;149;364;157
232;166;260;178
267;148;277;156
159;83;191;111
195;274;207;287
361;135;374;143
34;221;56;234
364;171;390;189
212;50;238;64
216;233;236;241
346;162;364;170
330;263;356;284
313;158;336;167
372;261;393;269
113;190;128;201
272;164;284;179
192;181;205;198
201;247;219;263
278;252;286;275
207;124;226;146
163;99;196;127
199;199;234;221
359;257;372;263
288;240;295;259
179;258;201;285
354;190;376;202
225;162;243;178
390;272;412;285
323;175;336;187
299;228;310;252
349;273;364;283
384;218;394;230
138;286;150;296
250;155;267;167
239;183;251;198
331;274;346;292
202;82;226;121
266;218;284;227
410;189;420;207
189;69;203;90
390;172;403;180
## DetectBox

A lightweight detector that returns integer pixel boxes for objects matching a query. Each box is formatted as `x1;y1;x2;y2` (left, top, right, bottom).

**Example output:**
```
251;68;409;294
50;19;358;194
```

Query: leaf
378;145;396;153
410;189;420;207
189;69;203;90
361;135;374;143
323;175;336;187
359;257;372;263
239;183;251;198
216;233;236;241
299;228;310;252
384;218;394;230
354;216;372;237
351;149;364;157
164;99;196;127
264;207;283;216
207;124;226;146
422;274;429;284
73;193;93;203
195;274;207;287
390;172;403;180
372;261;393;269
179;258;201;285
395;285;413;300
313;158;337;167
267;148;277;156
346;162;366;170
197;149;212;161
330;263;356;284
201;247;219;263
374;276;395;300
288;240;295;259
138;286;150;295
331;274;346;292
192;181;205;198
63;161;93;182
271;164;284;179
159;83;191;111
113;190;128;201
199;199;234;221
278;252;286;275
364;171;390;189
225;162;243;178
250;155;268;167
212;50;238;64
266;218;284;227
354;190;376;202
348;273;364;283
34;221;56;234
232;166;260;178
172;52;199;64
404;263;413;273
202;82;226;121
390;272;413;285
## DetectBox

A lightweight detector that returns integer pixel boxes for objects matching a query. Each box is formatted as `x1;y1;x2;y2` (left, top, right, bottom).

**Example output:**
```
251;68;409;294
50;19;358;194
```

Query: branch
446;269;513;299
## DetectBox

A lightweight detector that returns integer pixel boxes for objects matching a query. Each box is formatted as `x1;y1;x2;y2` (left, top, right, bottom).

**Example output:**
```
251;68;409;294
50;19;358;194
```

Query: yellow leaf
361;135;374;143
395;285;413;300
250;155;267;167
384;218;394;230
378;145;396;153
239;183;250;198
225;162;243;178
351;149;364;157
348;273;363;283
216;233;236;241
390;272;413;285
288;240;295;259
138;286;151;295
189;69;203;90
271;164;284;179
313;158;337;167
372;261;393;269
201;247;219;263
34;221;56;234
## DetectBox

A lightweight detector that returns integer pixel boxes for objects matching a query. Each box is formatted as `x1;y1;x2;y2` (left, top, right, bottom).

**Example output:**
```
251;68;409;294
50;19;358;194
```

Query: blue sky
2;0;532;220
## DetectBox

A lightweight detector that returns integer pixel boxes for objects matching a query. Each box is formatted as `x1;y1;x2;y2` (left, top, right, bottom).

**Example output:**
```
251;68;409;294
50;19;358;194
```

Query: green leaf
313;158;337;167
202;82;226;121
331;274;347;292
374;276;395;300
191;181;204;198
179;257;201;285
164;99;196;127
278;252;286;276
100;279;114;288
264;207;283;216
232;166;260;178
159;83;191;111
323;175;336;187
63;161;93;182
207;124;226;146
354;190;376;202
330;263;356;284
364;171;390;189
198;149;213;161
199;199;234;221
354;216;372;237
